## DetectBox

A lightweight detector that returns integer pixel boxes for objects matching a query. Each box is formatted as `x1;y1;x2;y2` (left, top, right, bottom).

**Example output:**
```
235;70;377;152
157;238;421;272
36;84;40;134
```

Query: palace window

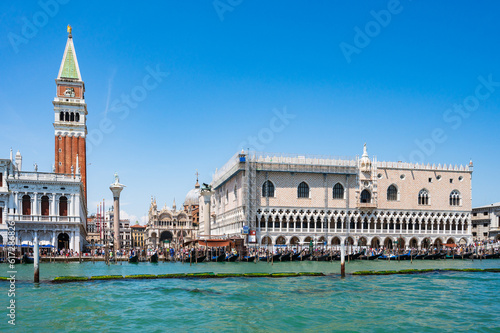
262;180;275;197
297;182;309;198
418;189;430;205
360;190;371;203
332;183;344;199
59;196;68;216
22;195;31;215
449;190;461;206
41;196;50;216
387;185;398;201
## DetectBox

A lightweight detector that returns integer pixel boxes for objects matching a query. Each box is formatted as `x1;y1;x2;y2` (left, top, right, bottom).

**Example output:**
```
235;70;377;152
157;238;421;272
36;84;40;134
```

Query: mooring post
34;232;40;283
340;242;346;278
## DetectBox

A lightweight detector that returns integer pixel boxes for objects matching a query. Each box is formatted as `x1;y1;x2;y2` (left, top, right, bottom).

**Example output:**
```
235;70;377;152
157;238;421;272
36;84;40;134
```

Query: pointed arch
449;190;461;206
418;189;430;205
262;180;275;197
360;189;371;203
332;182;344;199
387;184;398;201
298;182;309;198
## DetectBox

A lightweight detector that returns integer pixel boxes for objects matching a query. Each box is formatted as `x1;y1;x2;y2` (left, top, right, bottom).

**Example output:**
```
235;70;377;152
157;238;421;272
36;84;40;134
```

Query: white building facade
0;151;87;251
204;146;473;249
471;203;500;241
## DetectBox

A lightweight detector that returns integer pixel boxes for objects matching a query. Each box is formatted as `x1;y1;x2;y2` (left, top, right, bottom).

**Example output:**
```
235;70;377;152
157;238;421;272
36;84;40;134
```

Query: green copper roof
60;43;78;79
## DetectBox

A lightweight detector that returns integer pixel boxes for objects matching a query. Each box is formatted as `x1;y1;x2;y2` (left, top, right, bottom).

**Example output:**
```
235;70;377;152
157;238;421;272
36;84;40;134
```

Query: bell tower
53;25;88;202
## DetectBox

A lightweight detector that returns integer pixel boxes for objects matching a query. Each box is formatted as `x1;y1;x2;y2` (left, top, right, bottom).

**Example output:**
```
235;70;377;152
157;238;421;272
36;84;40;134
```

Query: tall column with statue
201;184;213;238
110;173;125;256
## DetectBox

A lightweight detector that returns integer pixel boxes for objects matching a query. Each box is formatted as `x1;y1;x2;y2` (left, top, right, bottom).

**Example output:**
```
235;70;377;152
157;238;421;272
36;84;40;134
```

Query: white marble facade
0;151;87;251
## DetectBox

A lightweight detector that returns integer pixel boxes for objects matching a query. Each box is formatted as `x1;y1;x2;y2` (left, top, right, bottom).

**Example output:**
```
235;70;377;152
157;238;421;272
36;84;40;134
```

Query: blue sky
1;1;499;223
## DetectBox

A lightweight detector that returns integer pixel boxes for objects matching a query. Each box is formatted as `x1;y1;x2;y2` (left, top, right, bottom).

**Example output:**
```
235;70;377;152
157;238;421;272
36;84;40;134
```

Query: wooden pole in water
34;233;40;283
340;242;346;278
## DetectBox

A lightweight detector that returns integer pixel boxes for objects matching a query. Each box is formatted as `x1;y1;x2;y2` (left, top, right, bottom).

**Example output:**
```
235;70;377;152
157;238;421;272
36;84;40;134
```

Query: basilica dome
184;186;200;206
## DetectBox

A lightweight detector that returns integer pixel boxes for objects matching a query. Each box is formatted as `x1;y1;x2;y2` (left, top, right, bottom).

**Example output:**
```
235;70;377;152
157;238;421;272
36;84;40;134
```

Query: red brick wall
55;135;87;201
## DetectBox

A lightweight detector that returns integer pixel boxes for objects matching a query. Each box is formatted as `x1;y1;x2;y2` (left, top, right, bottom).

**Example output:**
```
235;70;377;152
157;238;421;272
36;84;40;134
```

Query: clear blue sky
1;1;499;224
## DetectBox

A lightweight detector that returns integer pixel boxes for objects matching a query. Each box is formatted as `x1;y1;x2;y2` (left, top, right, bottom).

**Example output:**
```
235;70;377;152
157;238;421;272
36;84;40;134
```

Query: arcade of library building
199;145;477;249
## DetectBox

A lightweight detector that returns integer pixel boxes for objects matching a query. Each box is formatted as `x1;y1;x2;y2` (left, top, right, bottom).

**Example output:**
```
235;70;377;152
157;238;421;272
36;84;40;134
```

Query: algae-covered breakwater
352;268;500;275
44;268;500;283
51;272;325;282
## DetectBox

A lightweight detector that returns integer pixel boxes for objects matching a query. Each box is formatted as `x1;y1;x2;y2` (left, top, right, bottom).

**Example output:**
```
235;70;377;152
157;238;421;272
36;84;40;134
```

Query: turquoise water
3;260;500;332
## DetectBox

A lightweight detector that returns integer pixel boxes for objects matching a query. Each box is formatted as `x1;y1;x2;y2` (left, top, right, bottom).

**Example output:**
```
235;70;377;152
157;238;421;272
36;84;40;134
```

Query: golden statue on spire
67;25;72;35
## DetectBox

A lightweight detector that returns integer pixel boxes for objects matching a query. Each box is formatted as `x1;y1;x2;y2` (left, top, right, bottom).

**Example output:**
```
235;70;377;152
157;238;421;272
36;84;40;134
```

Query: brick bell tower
53;25;88;202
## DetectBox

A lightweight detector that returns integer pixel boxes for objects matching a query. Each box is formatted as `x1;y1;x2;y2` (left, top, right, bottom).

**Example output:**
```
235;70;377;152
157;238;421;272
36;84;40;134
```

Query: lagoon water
3;260;500;332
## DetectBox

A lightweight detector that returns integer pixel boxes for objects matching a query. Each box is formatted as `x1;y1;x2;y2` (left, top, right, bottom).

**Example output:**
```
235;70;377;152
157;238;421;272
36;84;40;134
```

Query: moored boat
349;253;363;260
298;253;312;261
366;254;382;260
313;254;329;261
150;253;158;263
22;254;34;264
212;253;226;262
422;253;441;260
226;254;239;262
128;254;139;263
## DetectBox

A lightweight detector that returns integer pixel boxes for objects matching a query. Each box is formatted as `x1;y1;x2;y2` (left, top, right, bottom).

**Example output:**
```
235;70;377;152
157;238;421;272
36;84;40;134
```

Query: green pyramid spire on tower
57;26;82;81
60;43;78;79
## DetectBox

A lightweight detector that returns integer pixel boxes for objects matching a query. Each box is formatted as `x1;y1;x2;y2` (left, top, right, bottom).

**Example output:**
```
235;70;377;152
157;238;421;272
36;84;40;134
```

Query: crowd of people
5;239;500;261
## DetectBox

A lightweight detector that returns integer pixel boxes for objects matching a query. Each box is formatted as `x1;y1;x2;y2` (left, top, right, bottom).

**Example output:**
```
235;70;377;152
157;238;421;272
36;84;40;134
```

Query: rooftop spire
195;169;200;188
58;25;81;80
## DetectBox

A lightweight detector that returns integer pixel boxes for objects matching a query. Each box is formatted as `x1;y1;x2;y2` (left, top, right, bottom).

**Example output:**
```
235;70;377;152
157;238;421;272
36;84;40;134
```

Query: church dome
184;187;200;206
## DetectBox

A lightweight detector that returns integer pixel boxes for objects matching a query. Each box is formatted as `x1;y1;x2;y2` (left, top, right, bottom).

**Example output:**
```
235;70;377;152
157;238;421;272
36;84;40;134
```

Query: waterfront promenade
3;260;500;332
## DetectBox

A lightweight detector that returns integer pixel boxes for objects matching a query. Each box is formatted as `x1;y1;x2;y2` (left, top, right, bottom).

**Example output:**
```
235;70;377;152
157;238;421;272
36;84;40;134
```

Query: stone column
50;194;55;218
201;188;212;237
33;192;38;216
110;174;125;254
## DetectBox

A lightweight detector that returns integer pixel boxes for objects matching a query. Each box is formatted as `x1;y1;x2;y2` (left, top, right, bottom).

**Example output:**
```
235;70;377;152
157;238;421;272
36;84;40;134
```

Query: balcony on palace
8;171;81;182
8;214;82;223
357;202;377;209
